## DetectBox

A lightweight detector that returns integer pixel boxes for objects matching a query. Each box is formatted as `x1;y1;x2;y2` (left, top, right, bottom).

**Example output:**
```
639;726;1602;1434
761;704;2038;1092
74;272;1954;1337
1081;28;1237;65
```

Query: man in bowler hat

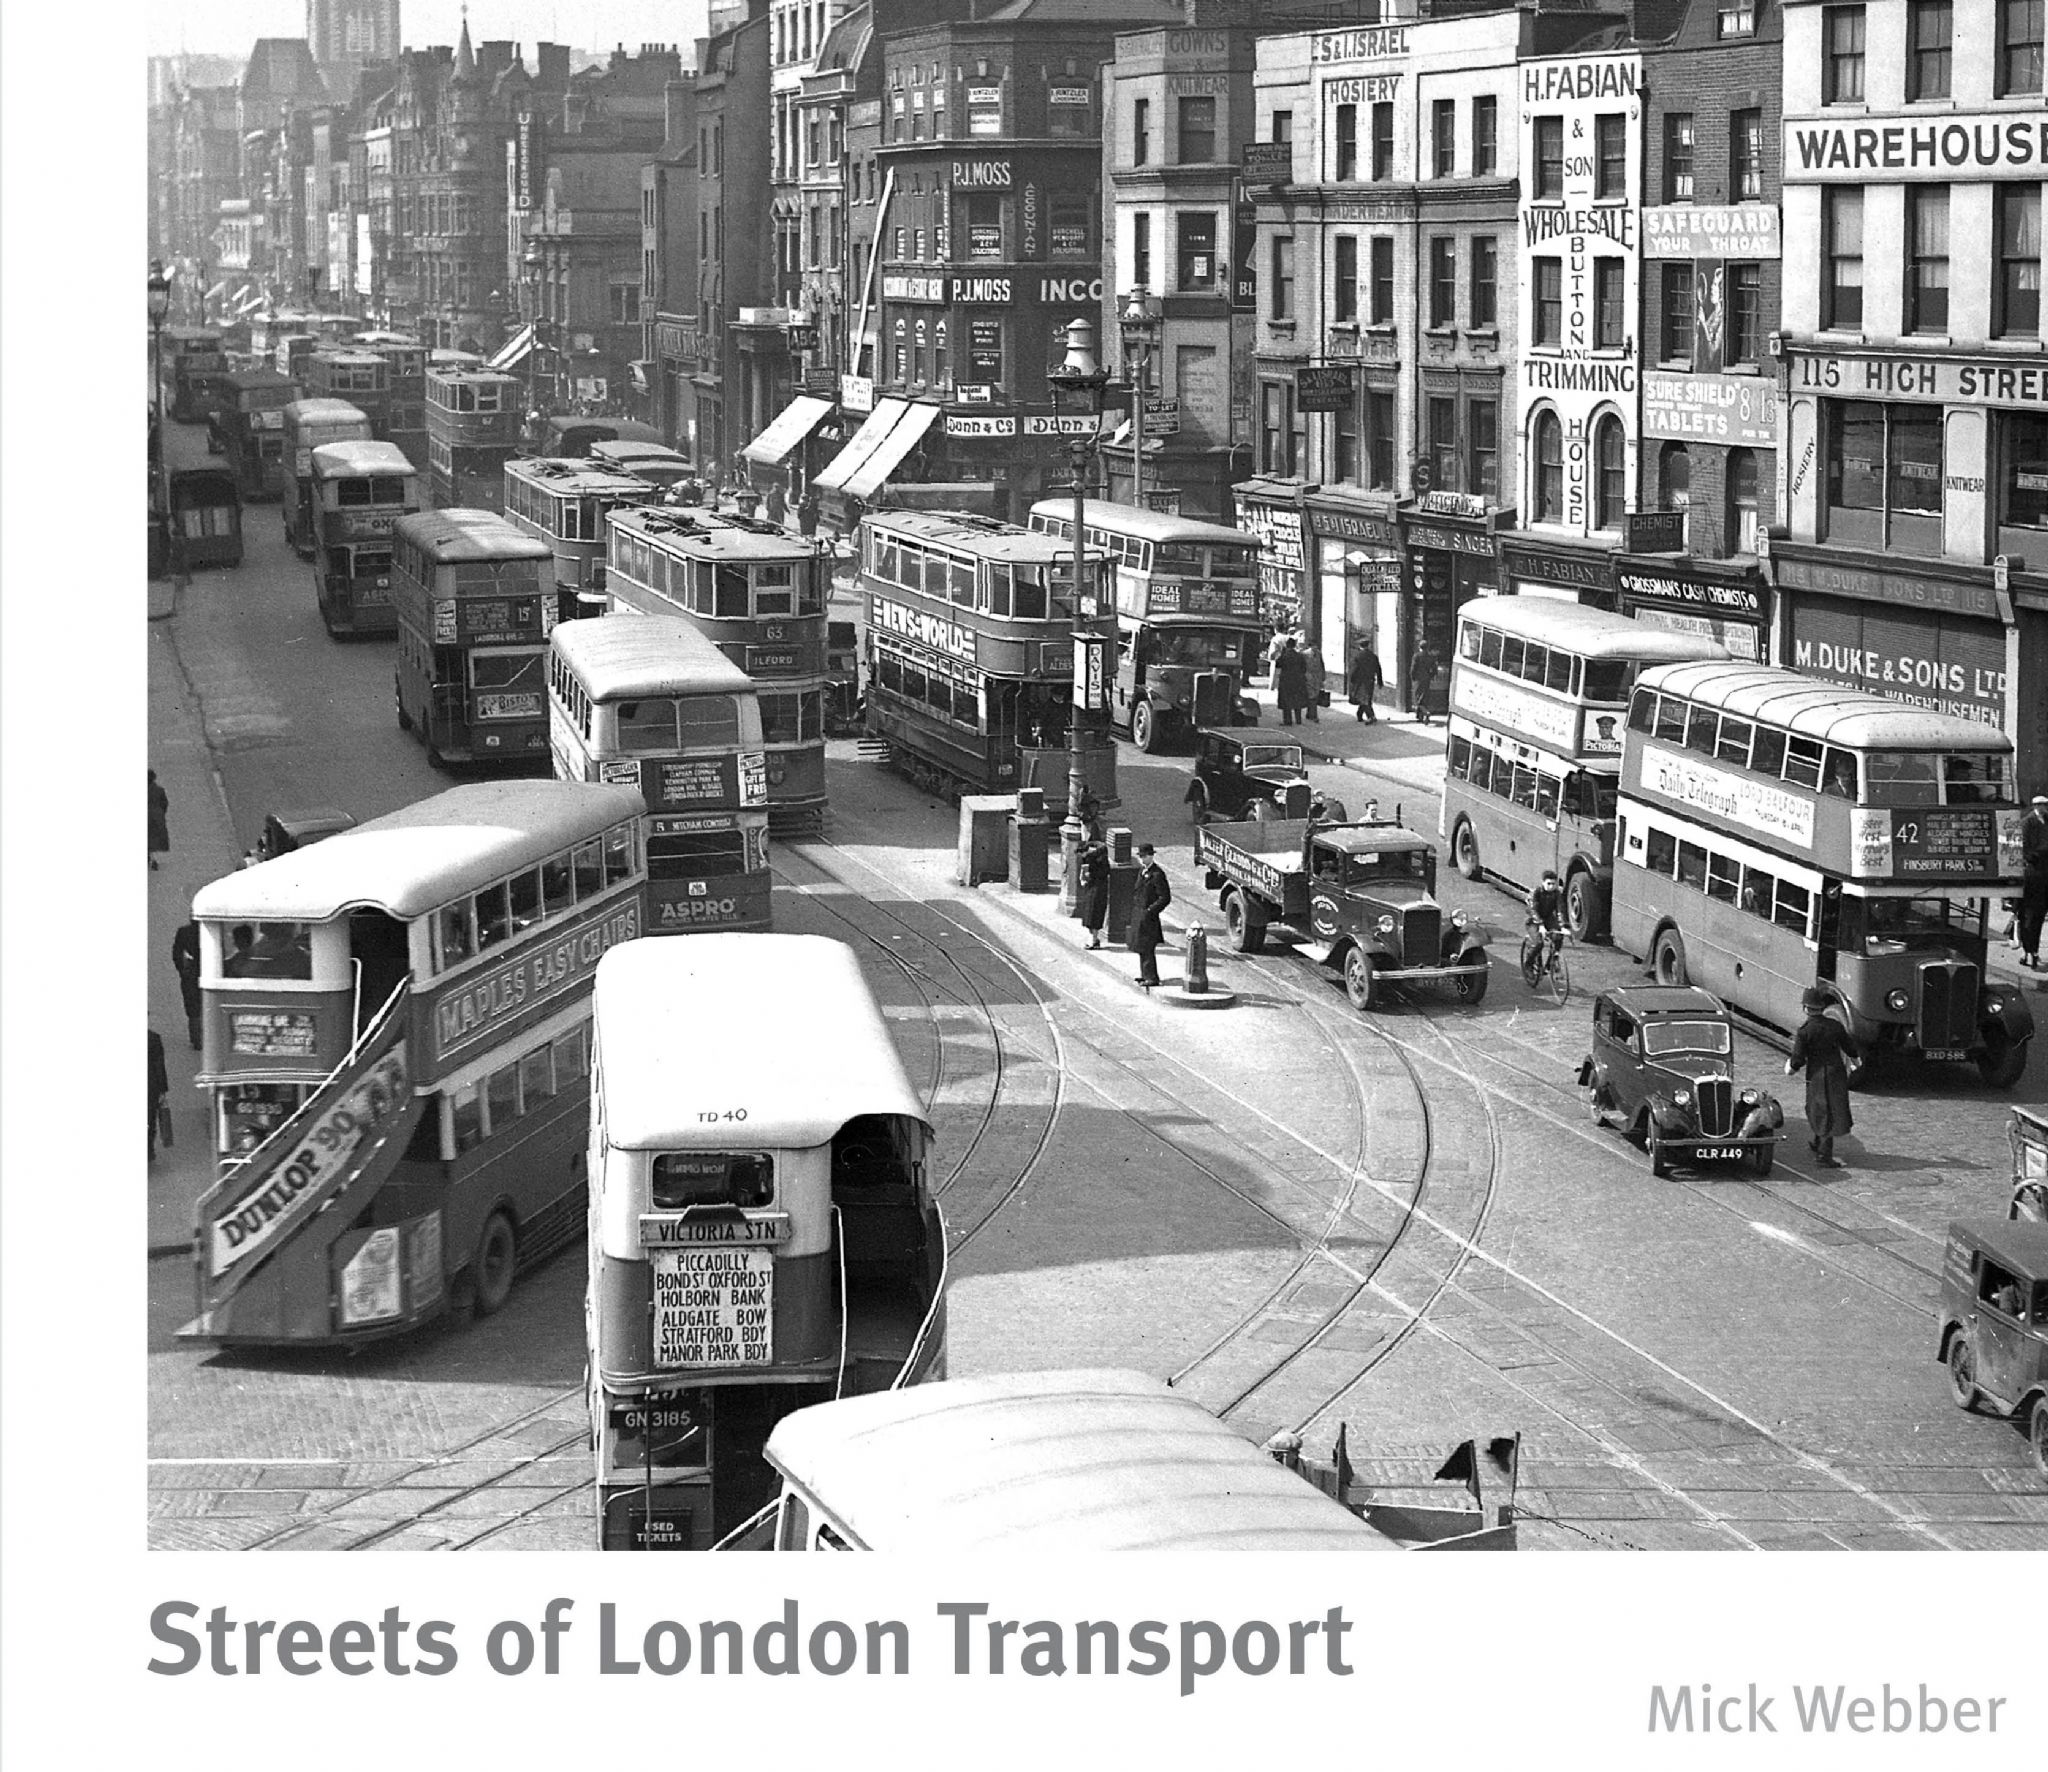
1131;844;1172;987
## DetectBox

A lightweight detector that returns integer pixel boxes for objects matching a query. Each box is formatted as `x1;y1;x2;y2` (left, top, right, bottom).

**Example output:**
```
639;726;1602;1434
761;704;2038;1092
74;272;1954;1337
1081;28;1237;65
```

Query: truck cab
1114;618;1259;752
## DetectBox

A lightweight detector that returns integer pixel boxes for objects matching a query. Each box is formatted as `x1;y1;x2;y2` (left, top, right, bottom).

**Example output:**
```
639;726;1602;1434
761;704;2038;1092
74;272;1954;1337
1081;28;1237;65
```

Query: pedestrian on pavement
148;1027;170;1164
1131;843;1172;987
1263;626;1291;681
1785;988;1859;1168
149;768;171;870
1409;643;1440;725
1274;635;1309;726
1302;640;1327;722
1348;640;1383;723
797;491;820;537
1077;821;1111;949
171;919;205;1050
766;480;788;527
2021;794;2048;967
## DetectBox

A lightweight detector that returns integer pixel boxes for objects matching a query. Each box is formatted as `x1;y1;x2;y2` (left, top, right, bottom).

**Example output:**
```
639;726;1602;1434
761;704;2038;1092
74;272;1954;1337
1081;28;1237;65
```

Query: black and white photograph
3;0;2044;1762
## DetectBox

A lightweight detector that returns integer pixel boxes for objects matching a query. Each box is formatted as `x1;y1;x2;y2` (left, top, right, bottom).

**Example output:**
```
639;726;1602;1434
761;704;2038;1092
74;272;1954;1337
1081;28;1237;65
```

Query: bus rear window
223;922;313;979
678;695;741;748
651;1152;774;1209
1479;630;1503;671
617;698;681;752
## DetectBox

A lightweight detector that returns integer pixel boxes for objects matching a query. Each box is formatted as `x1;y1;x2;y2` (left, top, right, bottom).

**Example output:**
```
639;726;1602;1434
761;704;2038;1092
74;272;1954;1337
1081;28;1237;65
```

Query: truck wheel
1978;1030;2029;1090
1131;701;1159;753
1451;817;1482;881
472;1211;517;1317
1187;783;1209;825
1565;869;1603;941
1344;947;1376;1012
395;681;412;731
1223;890;1265;954
2030;1396;2048;1479
1947;1335;1981;1412
1652;929;1689;988
1453;953;1489;1005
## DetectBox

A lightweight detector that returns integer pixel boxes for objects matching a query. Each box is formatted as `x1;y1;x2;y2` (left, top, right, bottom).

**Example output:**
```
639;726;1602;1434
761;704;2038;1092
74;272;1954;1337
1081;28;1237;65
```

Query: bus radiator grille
1695;1076;1733;1138
1917;960;1977;1052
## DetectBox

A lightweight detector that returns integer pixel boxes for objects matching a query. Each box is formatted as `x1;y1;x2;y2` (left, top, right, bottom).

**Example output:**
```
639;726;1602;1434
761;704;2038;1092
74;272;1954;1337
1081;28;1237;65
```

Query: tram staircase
182;981;426;1342
1272;1425;1523;1550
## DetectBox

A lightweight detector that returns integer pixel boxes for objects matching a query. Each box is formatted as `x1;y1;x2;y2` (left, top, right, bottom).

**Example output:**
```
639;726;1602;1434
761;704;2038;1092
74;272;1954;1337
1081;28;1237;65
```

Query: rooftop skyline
148;0;711;59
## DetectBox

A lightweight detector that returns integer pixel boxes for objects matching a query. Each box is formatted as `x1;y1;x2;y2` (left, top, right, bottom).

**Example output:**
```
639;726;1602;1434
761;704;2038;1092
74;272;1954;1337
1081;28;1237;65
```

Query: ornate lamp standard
1118;290;1162;511
149;260;174;572
521;242;546;441
1047;318;1116;914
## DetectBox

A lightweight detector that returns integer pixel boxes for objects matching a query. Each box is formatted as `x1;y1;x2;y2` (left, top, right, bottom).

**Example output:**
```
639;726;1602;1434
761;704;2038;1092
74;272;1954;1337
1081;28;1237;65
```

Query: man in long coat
1130;844;1172;986
1786;988;1859;1168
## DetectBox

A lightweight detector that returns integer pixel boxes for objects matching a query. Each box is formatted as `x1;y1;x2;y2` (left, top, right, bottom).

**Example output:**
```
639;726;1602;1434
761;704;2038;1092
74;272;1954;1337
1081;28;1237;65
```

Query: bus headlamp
1376;914;1396;935
1886;988;1909;1012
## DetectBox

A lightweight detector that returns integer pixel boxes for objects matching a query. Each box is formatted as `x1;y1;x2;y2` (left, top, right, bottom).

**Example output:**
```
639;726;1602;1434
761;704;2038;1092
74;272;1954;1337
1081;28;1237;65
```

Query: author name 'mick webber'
1650;1684;2009;1735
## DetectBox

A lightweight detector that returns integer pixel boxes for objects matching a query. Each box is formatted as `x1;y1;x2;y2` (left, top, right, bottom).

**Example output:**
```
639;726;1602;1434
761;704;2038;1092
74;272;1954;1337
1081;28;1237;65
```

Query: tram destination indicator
229;1009;318;1058
651;1246;775;1368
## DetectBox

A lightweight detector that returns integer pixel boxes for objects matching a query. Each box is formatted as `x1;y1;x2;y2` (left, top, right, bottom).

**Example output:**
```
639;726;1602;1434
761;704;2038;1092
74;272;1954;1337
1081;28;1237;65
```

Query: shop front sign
1791;351;2048;410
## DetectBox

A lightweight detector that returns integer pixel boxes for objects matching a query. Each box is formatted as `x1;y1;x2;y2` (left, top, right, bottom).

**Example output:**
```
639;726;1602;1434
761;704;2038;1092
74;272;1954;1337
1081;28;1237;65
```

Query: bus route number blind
652;1247;775;1368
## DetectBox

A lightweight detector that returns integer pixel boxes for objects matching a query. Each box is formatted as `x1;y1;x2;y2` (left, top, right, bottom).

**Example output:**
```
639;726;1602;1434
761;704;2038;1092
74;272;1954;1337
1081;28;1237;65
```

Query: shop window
1825;401;1941;555
1910;1;1953;100
1908;187;1949;334
1998;412;2048;555
1593;416;1626;533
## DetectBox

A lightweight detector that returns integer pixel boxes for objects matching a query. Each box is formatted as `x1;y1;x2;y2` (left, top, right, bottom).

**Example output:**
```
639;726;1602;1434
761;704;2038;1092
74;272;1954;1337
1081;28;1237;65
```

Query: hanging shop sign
1295;365;1356;413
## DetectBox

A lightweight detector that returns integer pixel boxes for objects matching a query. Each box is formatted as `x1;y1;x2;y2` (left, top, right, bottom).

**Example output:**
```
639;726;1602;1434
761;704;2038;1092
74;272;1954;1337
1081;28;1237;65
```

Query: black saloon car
1186;731;1312;824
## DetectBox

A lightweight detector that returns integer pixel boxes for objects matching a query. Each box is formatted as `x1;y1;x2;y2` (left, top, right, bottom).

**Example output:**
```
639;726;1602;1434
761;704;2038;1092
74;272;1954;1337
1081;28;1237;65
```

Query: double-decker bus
282;398;372;556
606;506;830;833
1441;598;1728;939
273;332;321;385
310;440;421;638
181;780;647;1346
217;367;299;501
357;335;428;470
588;934;946;1548
588;438;696;491
1028;498;1262;752
1615;659;2031;1087
857;509;1099;807
161;326;228;423
504;455;662;622
390;509;556;767
550;616;771;935
307;348;390;439
425;368;524;511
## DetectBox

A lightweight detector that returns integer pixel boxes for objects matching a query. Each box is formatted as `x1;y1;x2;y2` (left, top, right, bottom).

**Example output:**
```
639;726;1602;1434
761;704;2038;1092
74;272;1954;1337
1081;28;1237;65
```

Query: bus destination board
230;1009;318;1057
648;755;738;809
652;1247;775;1368
1851;807;2002;880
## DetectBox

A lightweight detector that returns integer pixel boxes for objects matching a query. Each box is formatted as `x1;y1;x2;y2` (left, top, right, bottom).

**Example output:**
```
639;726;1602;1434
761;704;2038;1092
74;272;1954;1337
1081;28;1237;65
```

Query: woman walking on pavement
1130;843;1172;987
1274;635;1309;726
1786;988;1860;1168
1076;813;1111;949
1348;640;1382;723
148;1028;171;1164
149;768;171;870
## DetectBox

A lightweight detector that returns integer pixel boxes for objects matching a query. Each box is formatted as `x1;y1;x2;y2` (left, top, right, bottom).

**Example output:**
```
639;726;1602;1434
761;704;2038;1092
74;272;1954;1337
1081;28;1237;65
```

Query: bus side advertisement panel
1450;671;1580;755
1636;741;1817;851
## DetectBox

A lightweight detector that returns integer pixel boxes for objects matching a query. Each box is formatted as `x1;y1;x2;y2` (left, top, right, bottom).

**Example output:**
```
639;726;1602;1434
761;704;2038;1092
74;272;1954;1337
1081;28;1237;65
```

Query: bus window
1628;689;1657;734
1448;734;1471;777
678;695;741;748
1156;541;1204;573
1458;623;1482;660
1582;659;1633;703
438;900;475;967
604;824;636;885
1741;865;1774;915
475;882;513;950
1470;748;1495;792
486;1063;521;1132
1715;717;1753;766
618;698;679;752
1783;736;1824;790
1750;725;1786;778
690;560;716;612
1646;827;1677;877
715;565;749;617
873;536;899;583
1512;765;1540;810
651;1151;774;1209
816;1523;854;1551
247;922;313;978
1654;696;1688;743
1545;650;1574;693
519;1045;555;1110
755;565;795;615
949;560;975;606
1820;749;1859;799
1500;638;1526;679
1521;644;1548;685
508;867;544;932
1013;567;1048;620
1706;853;1741;904
1685;706;1720;755
1943;751;2010;804
1677;841;1708;889
573;839;605;899
1774;880;1812;936
553;1024;589;1085
1490;755;1513;799
542;853;574;916
452;1084;484;1153
1535;773;1562;821
1479;630;1504;672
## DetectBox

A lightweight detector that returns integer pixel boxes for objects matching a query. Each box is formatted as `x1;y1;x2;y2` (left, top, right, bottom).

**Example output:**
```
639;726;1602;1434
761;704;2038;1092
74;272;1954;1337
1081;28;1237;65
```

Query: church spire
455;7;477;80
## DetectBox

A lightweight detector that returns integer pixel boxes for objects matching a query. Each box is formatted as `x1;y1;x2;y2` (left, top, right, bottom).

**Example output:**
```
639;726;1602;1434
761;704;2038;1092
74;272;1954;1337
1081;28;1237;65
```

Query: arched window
913;318;928;386
1533;410;1563;522
1727;447;1760;554
1660;442;1691;547
1593;415;1626;532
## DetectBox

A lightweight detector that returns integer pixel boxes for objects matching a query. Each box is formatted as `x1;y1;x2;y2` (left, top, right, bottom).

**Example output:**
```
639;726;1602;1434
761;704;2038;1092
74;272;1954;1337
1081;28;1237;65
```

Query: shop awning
205;280;229;302
742;393;834;466
487;324;534;371
235;290;266;316
812;397;909;493
842;401;942;500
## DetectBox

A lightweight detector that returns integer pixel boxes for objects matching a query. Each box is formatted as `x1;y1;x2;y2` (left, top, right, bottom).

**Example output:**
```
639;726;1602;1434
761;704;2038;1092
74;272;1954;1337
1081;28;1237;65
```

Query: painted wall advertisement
1518;54;1643;536
1642;371;1777;447
1786;598;2007;727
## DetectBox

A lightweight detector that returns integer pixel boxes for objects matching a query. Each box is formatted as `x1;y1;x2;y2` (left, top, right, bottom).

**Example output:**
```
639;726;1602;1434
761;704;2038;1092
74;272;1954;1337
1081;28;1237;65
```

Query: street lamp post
1118;290;1162;512
1047;319;1115;915
149;259;174;566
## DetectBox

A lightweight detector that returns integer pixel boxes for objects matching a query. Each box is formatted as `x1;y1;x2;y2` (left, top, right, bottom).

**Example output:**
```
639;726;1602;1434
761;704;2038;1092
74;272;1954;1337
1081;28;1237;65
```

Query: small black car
1186;730;1312;824
1579;985;1783;1178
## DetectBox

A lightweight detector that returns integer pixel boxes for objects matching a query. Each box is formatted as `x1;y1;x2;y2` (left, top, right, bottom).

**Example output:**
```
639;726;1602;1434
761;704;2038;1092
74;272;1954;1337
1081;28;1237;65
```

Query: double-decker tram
858;509;1092;803
218;367;299;501
161;325;228;423
425;368;524;511
549;616;771;934
307;348;391;439
503;455;661;621
587;934;947;1548
282;398;372;556
390;509;556;767
1614;659;2031;1086
1442;599;1728;939
181;780;647;1347
605;506;830;833
1027;498;1261;752
310;440;421;638
357;335;429;470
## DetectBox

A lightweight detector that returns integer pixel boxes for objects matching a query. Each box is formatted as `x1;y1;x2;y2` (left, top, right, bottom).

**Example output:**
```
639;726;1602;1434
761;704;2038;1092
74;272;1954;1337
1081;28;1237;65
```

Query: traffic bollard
1185;923;1210;993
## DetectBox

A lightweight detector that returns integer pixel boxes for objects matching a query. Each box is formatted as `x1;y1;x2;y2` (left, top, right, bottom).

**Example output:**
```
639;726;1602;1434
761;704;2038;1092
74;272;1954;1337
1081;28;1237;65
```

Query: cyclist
1523;869;1567;980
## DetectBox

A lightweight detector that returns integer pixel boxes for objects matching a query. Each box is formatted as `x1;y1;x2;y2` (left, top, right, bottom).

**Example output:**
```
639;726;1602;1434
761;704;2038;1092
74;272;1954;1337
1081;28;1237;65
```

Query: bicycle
1521;921;1570;1005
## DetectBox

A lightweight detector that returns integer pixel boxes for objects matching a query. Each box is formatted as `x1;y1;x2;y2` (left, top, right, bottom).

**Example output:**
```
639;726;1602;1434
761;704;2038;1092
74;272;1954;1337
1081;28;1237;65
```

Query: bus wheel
472;1212;517;1317
1978;1031;2029;1090
1565;869;1602;941
1131;701;1160;753
1947;1335;1981;1412
1224;890;1265;954
1451;818;1482;881
394;681;411;731
1652;929;1689;988
1344;947;1376;1012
